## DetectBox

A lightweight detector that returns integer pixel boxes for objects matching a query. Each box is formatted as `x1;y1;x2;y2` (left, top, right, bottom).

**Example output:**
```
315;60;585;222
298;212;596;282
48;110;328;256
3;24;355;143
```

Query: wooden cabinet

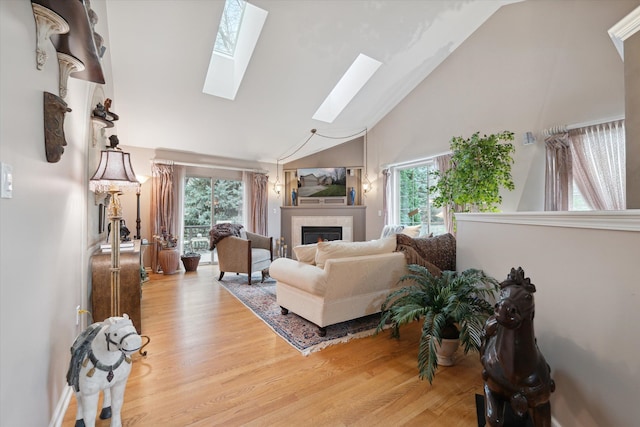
91;246;142;333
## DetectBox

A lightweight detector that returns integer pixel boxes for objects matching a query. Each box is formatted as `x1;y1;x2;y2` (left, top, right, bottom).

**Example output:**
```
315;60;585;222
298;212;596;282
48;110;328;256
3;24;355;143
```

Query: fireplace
302;226;342;244
291;215;353;248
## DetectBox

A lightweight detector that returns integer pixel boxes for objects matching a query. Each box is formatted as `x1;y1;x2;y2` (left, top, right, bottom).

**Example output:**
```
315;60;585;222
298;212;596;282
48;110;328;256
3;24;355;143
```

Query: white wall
366;0;637;239
455;212;640;426
0;0;113;425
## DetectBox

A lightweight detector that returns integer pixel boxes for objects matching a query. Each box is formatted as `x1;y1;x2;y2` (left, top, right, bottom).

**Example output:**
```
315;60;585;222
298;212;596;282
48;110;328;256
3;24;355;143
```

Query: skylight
214;0;246;57
312;53;383;123
203;0;267;100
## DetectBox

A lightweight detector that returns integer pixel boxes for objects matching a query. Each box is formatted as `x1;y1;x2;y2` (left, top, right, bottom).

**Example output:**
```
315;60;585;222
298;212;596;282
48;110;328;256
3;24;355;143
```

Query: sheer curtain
544;133;572;211
569;120;626;210
434;154;454;235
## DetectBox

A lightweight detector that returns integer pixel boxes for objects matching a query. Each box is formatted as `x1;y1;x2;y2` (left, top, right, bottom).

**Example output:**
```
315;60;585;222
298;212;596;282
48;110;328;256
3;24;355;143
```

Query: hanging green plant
430;131;515;213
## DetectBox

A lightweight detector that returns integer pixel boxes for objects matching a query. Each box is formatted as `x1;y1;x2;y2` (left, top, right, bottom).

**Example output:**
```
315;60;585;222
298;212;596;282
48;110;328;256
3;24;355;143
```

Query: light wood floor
64;265;484;426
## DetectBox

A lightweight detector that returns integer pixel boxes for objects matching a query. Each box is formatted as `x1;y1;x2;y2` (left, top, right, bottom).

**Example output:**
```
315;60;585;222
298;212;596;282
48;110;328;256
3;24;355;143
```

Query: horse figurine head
494;267;537;329
67;314;142;427
102;315;142;354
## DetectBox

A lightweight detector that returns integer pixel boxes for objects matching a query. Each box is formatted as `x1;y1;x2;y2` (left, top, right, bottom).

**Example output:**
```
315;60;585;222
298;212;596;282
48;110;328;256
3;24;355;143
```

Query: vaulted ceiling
105;0;521;163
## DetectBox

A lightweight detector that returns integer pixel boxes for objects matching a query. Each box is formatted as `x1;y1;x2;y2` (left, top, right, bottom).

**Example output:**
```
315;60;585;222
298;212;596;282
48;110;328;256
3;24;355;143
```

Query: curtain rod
543;114;625;137
382;149;452;169
151;159;268;174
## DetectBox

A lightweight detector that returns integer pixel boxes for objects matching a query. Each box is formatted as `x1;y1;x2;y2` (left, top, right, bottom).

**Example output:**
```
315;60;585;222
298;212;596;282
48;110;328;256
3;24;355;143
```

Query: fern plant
377;265;498;384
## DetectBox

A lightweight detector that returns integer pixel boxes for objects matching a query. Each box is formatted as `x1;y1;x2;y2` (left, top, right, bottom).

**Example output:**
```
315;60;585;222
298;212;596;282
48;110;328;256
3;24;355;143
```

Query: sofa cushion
293;243;317;264
315;236;396;269
395;233;456;272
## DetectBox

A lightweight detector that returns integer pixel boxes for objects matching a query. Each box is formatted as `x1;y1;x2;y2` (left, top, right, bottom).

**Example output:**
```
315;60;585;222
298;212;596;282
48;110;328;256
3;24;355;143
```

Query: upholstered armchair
216;232;273;285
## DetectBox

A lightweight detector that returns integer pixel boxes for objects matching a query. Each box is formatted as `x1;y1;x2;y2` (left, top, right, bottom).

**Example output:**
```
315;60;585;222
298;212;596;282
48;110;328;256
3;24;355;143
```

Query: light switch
1;163;12;199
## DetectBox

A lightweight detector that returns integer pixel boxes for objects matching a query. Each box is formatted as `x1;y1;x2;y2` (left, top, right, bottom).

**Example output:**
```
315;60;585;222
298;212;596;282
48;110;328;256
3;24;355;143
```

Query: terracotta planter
181;254;201;272
158;248;180;274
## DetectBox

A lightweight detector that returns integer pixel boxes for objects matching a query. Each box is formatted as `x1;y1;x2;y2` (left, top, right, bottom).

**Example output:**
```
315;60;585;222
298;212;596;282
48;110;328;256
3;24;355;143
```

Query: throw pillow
315;236;396;268
293;243;317;264
401;225;421;238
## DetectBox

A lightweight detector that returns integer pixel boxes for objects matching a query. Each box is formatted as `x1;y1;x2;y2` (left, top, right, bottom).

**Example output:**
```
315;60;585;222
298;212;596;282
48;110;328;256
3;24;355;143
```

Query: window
214;0;246;57
182;176;244;263
393;161;445;236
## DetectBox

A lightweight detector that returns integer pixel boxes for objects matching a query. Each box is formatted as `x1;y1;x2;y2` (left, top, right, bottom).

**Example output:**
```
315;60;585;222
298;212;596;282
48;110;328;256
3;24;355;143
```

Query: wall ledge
455;210;640;232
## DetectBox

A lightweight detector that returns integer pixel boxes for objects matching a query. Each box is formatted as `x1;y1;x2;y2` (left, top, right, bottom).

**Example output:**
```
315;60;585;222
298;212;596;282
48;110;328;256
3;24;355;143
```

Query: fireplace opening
302;226;342;244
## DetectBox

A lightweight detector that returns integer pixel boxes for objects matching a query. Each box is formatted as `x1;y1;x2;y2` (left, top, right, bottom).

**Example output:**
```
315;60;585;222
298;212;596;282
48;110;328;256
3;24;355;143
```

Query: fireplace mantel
280;206;366;250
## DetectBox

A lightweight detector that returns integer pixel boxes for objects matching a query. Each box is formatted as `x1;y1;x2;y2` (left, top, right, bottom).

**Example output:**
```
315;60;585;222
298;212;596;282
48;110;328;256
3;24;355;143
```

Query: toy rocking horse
66;315;142;427
480;267;555;427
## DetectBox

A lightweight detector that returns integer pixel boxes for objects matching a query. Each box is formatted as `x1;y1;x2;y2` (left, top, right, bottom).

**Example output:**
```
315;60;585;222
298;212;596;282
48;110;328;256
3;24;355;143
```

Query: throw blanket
209;223;244;250
395;233;456;276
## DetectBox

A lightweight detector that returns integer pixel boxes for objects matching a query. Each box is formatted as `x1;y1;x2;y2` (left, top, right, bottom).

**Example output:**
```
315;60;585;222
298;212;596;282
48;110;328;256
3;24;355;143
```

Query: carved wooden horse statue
480;267;555;426
67;315;142;427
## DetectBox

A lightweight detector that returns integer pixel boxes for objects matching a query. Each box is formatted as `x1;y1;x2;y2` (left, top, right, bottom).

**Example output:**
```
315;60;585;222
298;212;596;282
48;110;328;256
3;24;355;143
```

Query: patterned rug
217;274;383;355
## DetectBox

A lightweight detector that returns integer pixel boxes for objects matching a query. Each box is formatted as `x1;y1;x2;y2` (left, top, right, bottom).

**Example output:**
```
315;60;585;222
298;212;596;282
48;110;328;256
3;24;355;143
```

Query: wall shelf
31;3;69;70
31;0;105;84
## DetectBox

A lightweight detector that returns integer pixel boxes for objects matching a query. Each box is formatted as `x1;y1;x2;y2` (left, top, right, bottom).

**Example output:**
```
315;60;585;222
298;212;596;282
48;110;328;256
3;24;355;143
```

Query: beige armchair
216;232;273;285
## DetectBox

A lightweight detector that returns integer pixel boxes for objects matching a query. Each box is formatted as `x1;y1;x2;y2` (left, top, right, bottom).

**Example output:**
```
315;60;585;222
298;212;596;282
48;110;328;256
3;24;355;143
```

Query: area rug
216;274;383;355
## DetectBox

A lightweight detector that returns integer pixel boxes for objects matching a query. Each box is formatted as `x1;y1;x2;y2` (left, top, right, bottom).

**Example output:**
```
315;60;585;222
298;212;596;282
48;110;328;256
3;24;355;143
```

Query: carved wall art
43;91;72;163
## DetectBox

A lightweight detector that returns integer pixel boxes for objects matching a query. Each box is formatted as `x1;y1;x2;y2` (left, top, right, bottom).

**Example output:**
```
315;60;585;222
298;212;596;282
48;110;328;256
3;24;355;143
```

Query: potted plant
377;265;498;384
430;131;515;213
153;227;180;274
181;241;201;272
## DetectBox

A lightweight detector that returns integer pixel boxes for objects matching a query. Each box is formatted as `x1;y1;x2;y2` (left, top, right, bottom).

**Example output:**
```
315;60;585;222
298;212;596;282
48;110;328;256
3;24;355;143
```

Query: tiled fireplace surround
292;216;353;247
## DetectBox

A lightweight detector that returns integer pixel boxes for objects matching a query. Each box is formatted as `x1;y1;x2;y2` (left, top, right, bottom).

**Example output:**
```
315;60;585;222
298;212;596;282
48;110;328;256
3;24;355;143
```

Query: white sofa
268;236;407;336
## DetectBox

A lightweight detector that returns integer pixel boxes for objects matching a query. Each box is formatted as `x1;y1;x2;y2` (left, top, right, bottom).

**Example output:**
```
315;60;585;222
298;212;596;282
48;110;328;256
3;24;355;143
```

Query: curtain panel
434;154;454;235
251;173;268;235
382;168;391;226
569;120;626;210
150;163;184;272
544;134;572;211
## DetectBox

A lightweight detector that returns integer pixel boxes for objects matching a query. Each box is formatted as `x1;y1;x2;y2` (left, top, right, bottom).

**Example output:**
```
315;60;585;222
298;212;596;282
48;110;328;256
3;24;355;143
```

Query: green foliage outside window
184;177;212;226
399;166;430;226
214;179;243;223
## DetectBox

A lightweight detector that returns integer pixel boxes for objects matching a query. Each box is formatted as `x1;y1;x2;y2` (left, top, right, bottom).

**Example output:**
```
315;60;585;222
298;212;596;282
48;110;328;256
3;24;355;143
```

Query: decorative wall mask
43;91;72;163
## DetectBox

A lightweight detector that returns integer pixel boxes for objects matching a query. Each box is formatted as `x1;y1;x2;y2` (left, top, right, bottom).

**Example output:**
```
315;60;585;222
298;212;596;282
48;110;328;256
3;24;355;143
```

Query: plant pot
435;338;460;366
158;248;180;274
181;253;201;272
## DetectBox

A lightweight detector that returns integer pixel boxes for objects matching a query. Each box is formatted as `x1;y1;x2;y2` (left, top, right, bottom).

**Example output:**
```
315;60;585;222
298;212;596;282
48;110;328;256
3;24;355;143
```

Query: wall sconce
362;177;371;194
273;159;282;197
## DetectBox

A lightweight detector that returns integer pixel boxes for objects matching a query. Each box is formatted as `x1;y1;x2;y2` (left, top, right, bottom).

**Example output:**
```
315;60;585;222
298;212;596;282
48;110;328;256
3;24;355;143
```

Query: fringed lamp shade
89;150;139;192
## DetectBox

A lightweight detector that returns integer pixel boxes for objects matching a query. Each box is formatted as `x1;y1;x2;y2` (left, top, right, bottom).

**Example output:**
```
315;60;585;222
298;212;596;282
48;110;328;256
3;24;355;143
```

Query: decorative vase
292;189;297;206
158;248;180;274
349;187;356;205
181;253;201;272
435;338;460;366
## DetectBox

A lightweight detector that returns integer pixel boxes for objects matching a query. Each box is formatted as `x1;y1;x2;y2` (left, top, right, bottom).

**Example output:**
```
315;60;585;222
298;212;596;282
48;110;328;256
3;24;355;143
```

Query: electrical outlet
76;305;80;325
